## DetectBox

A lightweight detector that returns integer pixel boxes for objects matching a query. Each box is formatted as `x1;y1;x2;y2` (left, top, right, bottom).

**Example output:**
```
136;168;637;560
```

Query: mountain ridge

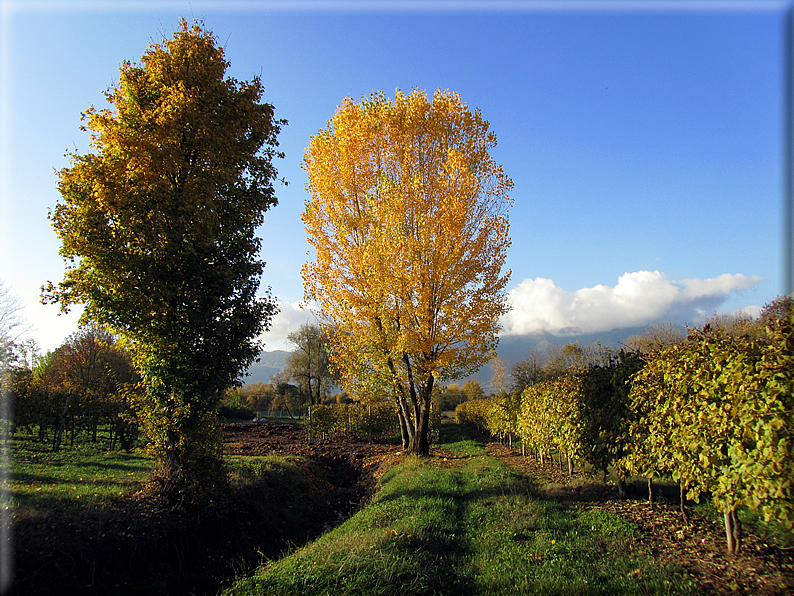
239;327;653;387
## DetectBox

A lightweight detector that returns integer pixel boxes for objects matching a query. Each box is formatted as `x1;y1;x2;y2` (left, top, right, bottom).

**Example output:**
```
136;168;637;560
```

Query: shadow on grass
11;455;338;596
436;421;491;446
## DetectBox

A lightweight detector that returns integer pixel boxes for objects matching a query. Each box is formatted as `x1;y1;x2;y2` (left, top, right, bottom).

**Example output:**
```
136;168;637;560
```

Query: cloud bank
500;270;762;336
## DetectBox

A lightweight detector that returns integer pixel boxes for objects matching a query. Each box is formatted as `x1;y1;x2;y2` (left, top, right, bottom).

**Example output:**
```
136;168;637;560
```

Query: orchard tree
54;326;137;450
623;319;794;554
302;89;512;455
1;280;33;448
43;19;284;503
577;349;643;497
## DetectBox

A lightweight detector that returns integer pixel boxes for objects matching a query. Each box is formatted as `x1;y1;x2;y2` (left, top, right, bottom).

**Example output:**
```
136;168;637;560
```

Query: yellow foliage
518;376;583;459
455;398;492;432
301;88;512;455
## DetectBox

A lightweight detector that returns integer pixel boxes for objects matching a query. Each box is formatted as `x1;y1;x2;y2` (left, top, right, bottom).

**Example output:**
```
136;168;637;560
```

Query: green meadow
224;425;694;596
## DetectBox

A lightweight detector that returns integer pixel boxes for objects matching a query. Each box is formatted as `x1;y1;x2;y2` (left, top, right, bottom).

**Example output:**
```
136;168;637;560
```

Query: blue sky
0;0;786;354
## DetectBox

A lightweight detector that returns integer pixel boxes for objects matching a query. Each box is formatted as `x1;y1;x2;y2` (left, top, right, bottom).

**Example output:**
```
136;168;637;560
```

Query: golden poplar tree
44;20;284;503
302;89;512;455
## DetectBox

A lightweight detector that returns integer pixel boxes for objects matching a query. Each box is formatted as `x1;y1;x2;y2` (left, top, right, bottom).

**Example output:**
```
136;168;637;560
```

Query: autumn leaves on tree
302;89;513;455
44;20;284;503
44;14;511;505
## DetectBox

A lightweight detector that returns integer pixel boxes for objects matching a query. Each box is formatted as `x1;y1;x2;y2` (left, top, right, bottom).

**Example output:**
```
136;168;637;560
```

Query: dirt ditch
221;423;400;524
10;423;398;596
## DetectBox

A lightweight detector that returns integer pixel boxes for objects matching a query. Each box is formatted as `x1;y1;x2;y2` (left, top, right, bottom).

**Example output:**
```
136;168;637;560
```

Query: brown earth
487;441;794;596
221;422;401;522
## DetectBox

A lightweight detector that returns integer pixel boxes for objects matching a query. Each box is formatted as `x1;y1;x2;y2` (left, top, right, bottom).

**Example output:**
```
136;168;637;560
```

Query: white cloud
500;270;763;336
258;300;320;351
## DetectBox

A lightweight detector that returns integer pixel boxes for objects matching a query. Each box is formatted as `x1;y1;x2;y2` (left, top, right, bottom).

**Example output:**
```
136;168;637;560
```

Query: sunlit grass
225;423;696;596
7;448;151;511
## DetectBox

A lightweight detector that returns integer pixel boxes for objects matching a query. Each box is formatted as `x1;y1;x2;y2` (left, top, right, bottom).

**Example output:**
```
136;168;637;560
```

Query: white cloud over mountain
500;270;762;336
259;300;319;350
257;271;763;351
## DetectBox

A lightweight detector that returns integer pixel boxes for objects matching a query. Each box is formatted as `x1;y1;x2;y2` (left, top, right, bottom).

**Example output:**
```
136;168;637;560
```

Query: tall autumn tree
43;19;284;503
302;89;512;455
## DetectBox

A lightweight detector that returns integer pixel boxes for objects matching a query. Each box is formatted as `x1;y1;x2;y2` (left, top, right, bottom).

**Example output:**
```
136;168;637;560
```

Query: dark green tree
43;19;284;503
577;350;644;497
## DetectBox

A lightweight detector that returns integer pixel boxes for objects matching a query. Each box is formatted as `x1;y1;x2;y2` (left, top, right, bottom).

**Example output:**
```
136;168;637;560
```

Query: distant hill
238;326;651;390
469;327;649;393
494;327;648;365
239;350;289;385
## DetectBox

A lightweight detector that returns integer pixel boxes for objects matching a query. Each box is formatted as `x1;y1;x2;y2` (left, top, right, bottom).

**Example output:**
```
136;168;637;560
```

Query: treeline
305;400;404;441
217;323;342;421
4;326;140;452
2;318;443;450
220;382;304;421
457;297;794;555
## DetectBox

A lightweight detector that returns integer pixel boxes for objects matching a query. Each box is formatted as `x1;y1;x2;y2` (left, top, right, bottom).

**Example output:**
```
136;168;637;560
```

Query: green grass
8;438;338;595
224;425;696;596
5;438;151;512
3;426;704;595
434;423;488;457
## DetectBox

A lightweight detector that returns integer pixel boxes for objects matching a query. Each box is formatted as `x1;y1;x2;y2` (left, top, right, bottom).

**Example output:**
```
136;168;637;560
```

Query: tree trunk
647;477;654;509
617;475;627;499
109;421;117;451
387;357;412;450
160;428;183;499
395;396;413;450
724;508;742;555
568;456;574;476
407;378;433;456
53;391;73;453
680;484;689;524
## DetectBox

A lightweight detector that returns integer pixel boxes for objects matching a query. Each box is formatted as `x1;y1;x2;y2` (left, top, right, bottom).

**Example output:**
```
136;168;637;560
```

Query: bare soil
221;422;400;521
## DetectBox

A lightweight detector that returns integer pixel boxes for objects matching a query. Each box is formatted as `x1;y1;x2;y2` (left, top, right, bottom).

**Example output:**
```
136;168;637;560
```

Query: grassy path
224;426;695;595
